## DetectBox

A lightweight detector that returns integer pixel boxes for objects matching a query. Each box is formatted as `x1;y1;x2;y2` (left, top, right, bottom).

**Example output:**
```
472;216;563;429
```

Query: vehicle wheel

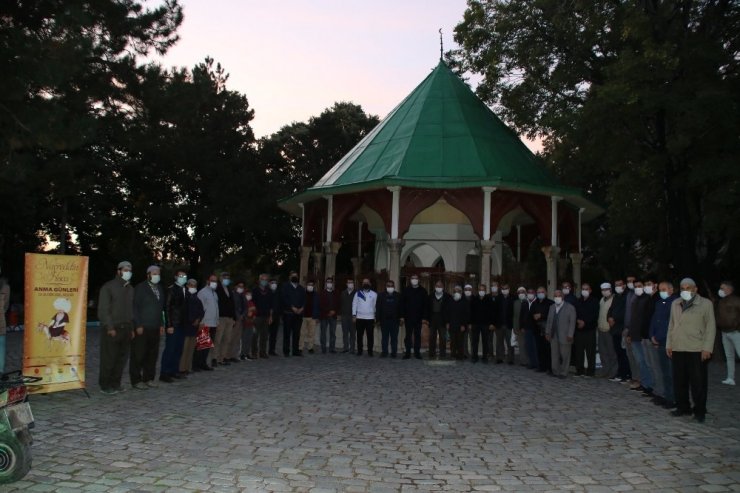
0;431;32;483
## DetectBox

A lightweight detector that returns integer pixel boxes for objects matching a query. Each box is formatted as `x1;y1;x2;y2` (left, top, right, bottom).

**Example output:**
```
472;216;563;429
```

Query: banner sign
23;253;89;394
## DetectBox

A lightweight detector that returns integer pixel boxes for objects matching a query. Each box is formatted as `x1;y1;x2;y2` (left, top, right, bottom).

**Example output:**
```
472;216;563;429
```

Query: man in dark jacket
280;270;306;356
628;281;656;393
179;278;204;375
496;284;515;364
268;278;280;355
340;278;356;353
252;273;274;358
446;285;470;360
213;272;236;366
400;274;428;359
131;265;167;389
520;288;539;370
161;269;189;383
377;280;403;357
573;283;599;376
607;279;631;381
318;277;340;354
470;284;492;363
427;280;450;359
649;281;678;407
97;260;135;395
532;286;553;373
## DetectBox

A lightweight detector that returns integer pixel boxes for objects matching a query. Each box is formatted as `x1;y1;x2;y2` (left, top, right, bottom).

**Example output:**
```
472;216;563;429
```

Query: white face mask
453;292;462;301
644;285;654;295
209;281;218;290
581;290;590;298
562;288;571;295
236;287;244;294
718;289;727;298
188;287;197;294
478;290;486;297
326;282;333;290
121;271;132;282
464;290;472;297
615;286;625;294
410;278;419;287
659;291;669;300
680;290;693;301
246;294;252;301
386;287;395;294
150;274;161;284
554;297;563;305
347;284;354;291
518;293;526;300
634;287;644;296
269;283;277;291
435;287;443;294
307;286;314;292
627;282;635;290
501;289;510;296
490;286;499;294
526;293;535;301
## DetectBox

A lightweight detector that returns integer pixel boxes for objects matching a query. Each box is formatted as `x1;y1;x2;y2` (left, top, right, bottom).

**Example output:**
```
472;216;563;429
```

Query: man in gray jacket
97;261;135;395
131;265;167;389
545;289;577;378
340;278;356;353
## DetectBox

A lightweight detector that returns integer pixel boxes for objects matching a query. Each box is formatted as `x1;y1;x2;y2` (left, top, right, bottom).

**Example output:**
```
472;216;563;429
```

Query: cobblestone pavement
3;329;740;492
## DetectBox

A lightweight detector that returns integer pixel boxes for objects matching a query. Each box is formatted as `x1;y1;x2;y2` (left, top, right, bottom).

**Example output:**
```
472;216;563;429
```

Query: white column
551;196;562;247
482;187;496;241
578;207;585;253
324;195;333;243
388;186;401;239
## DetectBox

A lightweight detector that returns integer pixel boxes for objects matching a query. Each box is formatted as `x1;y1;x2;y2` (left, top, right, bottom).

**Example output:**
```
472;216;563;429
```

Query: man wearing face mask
97;261;135;395
179;278;204;376
212;272;236;366
641;280;663;397
546;289;577;378
400;274;428;360
377;280;402;357
252;273;274;359
352;278;377;356
131;265;167;389
300;280;320;354
161;269;189;383
195;274;219;371
512;287;529;367
649;281;678;408
487;281;500;361
446;285;470;360
626;281;655;394
340;278;356;353
623;275;641;386
532;286;554;373
228;281;247;362
597;283;617;379
573;283;599;377
427;280;450;359
268;278;280;356
281;271;306;356
520;288;540;370
561;282;578;306
470;283;493;363
496;283;515;364
607;279;631;382
667;278;716;423
463;284;475;358
716;281;740;385
318;277;340;354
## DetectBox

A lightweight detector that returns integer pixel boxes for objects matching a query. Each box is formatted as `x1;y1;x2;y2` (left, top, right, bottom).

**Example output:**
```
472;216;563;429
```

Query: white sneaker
721;378;735;386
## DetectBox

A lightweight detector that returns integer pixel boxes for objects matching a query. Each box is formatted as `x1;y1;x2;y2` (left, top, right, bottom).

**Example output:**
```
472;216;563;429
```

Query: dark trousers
268;317;280;354
241;322;255;358
255;316;269;356
160;326;184;377
525;329;539;369
450;326;465;359
381;319;400;355
535;331;551;371
99;325;131;390
573;330;596;376
404;320;422;356
471;324;490;360
130;327;161;384
320;318;337;353
356;318;375;354
613;332;631;379
282;312;302;355
495;326;513;363
672;351;709;416
428;318;446;357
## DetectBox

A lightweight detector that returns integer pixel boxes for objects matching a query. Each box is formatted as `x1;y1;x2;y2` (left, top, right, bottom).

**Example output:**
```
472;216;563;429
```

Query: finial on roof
439;28;444;60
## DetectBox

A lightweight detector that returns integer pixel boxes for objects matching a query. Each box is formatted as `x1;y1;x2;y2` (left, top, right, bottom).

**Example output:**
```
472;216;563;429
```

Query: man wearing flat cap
131;265;167;389
97;261;135;395
667;278;716;423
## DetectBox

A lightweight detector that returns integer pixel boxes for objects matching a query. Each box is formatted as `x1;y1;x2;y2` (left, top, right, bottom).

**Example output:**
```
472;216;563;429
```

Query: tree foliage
452;0;740;284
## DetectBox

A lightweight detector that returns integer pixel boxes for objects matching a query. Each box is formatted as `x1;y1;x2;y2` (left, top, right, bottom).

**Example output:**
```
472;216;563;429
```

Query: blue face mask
659;292;669;300
175;275;187;287
536;293;546;300
222;279;231;287
260;280;268;288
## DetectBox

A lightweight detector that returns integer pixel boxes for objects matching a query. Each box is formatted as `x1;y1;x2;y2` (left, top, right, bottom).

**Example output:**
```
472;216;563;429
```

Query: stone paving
3;329;740;492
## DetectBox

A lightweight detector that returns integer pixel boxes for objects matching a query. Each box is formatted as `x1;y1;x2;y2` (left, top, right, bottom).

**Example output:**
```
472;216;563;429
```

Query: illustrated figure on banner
37;298;72;346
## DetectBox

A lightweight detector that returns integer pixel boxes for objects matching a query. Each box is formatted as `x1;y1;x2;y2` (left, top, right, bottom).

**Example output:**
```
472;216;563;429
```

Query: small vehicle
0;370;41;483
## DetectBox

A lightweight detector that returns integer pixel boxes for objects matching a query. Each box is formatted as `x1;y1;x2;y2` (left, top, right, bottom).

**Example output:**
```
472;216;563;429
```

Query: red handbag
195;326;213;350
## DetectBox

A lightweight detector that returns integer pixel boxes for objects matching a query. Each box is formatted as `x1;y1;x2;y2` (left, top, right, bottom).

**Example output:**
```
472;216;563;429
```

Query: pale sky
158;0;541;151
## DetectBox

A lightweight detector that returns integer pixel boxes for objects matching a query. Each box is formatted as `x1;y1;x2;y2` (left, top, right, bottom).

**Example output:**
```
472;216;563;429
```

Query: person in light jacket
545;289;577;378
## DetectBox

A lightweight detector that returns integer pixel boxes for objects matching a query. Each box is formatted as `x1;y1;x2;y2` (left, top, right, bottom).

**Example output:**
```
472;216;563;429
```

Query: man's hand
107;328;116;337
399;318;405;327
422;319;428;326
352;316;357;323
328;310;335;317
567;336;574;343
625;336;631;344
166;327;174;335
489;325;494;331
651;336;659;345
268;316;273;325
666;348;673;358
545;335;551;342
533;313;541;321
608;317;615;327
577;320;585;329
701;350;712;361
461;325;466;332
136;326;144;336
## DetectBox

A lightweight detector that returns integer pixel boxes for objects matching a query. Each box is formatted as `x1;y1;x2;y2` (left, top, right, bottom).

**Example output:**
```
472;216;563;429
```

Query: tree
451;0;740;284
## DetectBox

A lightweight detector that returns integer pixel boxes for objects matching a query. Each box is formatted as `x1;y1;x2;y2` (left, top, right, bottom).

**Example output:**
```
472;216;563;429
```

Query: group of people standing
95;260;738;425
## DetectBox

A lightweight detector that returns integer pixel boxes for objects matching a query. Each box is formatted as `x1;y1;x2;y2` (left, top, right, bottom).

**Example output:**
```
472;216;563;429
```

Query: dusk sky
158;0;470;136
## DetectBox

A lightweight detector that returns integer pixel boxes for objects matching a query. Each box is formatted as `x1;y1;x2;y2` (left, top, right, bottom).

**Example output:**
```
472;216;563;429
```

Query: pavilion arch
402;242;447;269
